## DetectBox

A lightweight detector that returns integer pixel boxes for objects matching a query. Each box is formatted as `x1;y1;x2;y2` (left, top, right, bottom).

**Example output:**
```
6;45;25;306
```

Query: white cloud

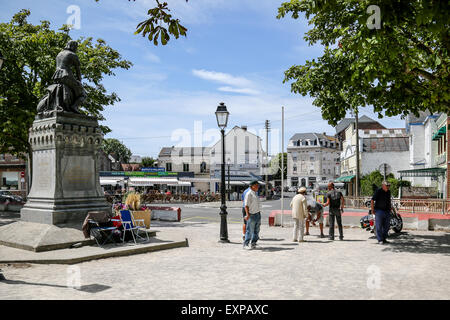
218;86;260;95
144;52;161;63
192;69;254;88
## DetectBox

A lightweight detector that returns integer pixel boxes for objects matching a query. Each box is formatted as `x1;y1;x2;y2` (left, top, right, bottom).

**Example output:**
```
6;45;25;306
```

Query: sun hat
298;186;307;193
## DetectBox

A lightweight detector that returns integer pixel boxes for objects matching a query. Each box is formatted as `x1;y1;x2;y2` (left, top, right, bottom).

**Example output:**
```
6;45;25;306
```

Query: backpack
328;190;342;209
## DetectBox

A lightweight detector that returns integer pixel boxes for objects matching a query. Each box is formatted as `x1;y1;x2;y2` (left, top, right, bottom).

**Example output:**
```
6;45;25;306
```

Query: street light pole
215;102;230;243
227;158;231;201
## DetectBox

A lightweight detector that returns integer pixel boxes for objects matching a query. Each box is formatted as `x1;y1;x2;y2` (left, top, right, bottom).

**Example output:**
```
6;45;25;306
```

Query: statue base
20;111;111;226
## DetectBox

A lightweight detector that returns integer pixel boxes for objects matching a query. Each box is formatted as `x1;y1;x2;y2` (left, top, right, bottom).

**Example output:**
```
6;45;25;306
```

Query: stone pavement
0;220;449;300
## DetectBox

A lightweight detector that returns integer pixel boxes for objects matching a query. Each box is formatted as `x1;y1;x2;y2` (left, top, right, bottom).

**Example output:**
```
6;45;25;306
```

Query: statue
36;40;87;118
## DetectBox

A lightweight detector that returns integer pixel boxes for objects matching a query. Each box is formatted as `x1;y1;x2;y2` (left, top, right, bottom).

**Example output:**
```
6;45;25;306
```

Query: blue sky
1;0;405;158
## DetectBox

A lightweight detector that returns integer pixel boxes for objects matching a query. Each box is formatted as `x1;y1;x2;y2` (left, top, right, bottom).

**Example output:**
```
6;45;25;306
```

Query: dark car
0;191;24;203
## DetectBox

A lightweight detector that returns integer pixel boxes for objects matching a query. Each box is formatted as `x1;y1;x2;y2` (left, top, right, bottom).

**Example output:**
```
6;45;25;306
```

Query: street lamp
227;158;231;201
215;102;230;243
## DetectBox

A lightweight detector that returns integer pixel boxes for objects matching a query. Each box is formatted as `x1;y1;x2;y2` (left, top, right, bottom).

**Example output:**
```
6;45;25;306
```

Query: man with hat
371;180;392;244
290;186;309;243
243;180;262;250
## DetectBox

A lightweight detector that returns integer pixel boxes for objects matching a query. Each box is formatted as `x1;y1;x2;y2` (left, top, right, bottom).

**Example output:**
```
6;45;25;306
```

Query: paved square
1;221;449;300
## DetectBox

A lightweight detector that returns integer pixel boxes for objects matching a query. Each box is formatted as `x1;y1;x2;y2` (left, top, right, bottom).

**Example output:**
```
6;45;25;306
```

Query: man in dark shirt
371;180;392;244
320;182;345;240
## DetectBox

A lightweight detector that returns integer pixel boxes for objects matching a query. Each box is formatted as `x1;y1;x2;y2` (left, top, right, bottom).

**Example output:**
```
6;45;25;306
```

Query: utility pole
281;107;285;227
265;120;270;199
355;108;360;198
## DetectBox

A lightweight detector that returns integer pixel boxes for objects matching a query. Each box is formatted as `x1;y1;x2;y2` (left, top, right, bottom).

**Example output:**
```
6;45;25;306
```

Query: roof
158;146;211;158
362;137;409;152
289;132;335;141
335;115;385;134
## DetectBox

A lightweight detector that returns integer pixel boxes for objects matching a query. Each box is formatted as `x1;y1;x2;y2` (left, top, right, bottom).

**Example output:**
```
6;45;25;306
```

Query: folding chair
119;210;149;244
88;220;119;246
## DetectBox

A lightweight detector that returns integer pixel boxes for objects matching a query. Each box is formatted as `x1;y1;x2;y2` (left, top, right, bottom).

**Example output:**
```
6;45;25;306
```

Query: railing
344;197;450;215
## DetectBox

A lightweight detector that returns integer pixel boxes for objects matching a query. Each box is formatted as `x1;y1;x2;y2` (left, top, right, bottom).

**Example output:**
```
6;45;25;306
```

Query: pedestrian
371;180;392;244
320;182;345;240
241;185;251;240
243;181;262;250
290;187;309;243
306;199;325;238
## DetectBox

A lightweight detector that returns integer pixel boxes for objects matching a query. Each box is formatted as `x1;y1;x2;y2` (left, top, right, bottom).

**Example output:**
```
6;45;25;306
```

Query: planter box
131;210;151;229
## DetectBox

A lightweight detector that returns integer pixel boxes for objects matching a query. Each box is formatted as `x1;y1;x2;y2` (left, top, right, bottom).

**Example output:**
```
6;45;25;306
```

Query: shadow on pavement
2;279;111;293
258;247;295;252
259;238;285;241
382;232;450;256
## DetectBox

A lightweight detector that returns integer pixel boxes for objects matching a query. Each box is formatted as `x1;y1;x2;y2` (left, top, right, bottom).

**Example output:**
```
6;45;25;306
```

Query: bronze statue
37;40;87;117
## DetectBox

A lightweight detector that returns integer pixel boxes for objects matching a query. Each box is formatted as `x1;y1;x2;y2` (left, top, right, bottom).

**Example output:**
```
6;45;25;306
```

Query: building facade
0;153;27;199
287;133;341;188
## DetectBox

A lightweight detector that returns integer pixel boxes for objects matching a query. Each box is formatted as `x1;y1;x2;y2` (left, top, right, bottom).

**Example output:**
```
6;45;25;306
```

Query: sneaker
328;237;334;241
305;232;310;236
320;234;325;238
382;240;390;244
251;243;258;249
378;241;383;245
339;237;344;241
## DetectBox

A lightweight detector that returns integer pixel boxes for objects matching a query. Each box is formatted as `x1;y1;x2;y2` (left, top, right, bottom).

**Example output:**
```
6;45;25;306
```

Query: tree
360;170;410;198
270;153;287;180
102;138;132;164
0;10;132;158
141;157;156;167
277;0;449;126
95;0;188;46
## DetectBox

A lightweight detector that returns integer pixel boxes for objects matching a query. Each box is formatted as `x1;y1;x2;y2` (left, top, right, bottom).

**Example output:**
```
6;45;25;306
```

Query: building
0;153;27;199
338;116;410;196
398;112;448;199
158;146;211;192
335;115;386;150
287;133;341;188
208;125;266;194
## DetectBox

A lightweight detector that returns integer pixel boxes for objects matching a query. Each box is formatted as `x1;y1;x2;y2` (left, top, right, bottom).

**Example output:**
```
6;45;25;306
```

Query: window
310;156;315;161
323;169;326;174
293;166;297;172
166;162;172;172
328;169;331;174
183;163;189;172
200;162;207;173
2;172;19;189
0;154;4;161
310;170;314;174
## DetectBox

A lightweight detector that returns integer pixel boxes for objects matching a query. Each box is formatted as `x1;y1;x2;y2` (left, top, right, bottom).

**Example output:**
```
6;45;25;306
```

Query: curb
0;238;188;265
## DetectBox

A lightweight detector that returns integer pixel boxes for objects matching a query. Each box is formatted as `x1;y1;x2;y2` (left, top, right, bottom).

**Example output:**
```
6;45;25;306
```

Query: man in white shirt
290;187;309;243
243;181;262;250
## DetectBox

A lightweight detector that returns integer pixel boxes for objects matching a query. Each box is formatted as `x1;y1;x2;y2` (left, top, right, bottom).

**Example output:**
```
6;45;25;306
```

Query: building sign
141;167;165;173
100;171;178;177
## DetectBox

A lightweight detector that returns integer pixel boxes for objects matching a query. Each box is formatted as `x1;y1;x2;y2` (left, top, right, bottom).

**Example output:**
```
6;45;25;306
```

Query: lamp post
215;102;230;243
227;158;231;201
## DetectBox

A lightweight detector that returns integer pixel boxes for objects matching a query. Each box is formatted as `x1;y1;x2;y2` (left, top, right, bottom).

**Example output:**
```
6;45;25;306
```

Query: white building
209;125;266;193
287;133;341;188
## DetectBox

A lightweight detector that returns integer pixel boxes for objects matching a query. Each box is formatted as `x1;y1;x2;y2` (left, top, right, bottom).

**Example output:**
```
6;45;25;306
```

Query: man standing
320;182;345;241
306;199;325;238
371;181;392;244
241;185;251;240
243;181;262;250
290;187;309;243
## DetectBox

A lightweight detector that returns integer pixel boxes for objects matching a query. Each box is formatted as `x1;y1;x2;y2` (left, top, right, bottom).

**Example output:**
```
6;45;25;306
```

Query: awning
100;178;124;185
398;167;446;178
128;177;179;186
432;126;447;140
177;181;192;186
335;175;355;182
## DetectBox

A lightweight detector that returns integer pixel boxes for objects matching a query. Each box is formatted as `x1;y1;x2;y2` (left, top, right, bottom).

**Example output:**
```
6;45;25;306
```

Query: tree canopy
141;157;157;167
102;138;132;164
0;10;132;157
277;0;449;126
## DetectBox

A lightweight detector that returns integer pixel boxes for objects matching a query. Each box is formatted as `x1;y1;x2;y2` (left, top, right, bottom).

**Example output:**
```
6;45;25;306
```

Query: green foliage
270;153;287;180
277;0;450;125
360;170;411;198
96;0;188;46
102;138;132;164
141;157;156;167
0;10;132;157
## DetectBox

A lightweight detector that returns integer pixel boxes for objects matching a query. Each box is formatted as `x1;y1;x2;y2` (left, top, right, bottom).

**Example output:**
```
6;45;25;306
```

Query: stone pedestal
20;112;111;225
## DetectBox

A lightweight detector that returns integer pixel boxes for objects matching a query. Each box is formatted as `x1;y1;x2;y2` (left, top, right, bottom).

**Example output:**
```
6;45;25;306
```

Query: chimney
242;126;247;131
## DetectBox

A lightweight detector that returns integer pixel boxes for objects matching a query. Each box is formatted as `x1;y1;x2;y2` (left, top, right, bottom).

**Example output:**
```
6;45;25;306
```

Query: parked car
0;191;24;203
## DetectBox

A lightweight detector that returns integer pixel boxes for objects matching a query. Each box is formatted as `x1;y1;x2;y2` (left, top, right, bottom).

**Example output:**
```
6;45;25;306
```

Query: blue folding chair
119;210;149;244
88;220;119;246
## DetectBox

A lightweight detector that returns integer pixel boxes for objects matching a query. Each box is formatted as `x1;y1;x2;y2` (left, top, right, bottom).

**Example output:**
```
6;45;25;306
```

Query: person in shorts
306;199;325;238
